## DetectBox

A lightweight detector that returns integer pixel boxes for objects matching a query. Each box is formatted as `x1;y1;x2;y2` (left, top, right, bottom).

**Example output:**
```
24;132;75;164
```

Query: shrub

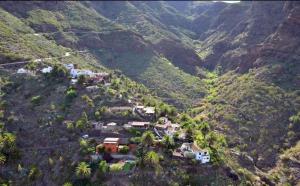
31;95;41;106
118;146;129;154
28;166;41;181
50;64;68;79
78;75;86;85
66;89;77;100
76;112;88;130
96;144;105;153
82;95;94;107
110;163;123;172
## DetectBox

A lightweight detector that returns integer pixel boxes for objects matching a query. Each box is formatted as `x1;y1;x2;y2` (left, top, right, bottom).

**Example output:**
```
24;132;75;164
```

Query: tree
199;122;210;138
76;112;89;130
141;131;155;147
98;160;109;174
76;162;91;178
81;95;94;107
78;75;86;85
145;151;159;166
162;135;175;150
135;144;147;168
50;64;68;79
185;126;194;142
145;151;162;175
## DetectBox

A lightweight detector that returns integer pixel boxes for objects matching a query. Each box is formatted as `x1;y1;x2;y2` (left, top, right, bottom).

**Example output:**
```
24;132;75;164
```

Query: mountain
0;1;299;185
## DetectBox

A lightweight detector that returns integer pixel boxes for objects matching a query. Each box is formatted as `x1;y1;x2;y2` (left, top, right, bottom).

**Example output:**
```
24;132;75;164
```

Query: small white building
41;66;53;74
71;78;78;85
128;121;150;129
17;68;30;74
106;122;117;130
144;107;155;115
180;142;210;164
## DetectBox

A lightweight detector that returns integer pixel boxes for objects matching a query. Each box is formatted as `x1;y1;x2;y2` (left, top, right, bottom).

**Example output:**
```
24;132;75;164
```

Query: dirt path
0;50;88;67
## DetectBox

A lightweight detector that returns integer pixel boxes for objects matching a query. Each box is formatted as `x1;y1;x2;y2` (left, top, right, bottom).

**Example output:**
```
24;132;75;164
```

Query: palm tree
145;151;162;175
76;162;91;178
162;135;175;150
145;151;159;166
141;131;155;147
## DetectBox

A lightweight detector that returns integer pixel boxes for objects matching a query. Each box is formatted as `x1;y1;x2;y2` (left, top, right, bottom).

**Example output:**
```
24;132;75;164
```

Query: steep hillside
0;1;207;109
0;1;299;185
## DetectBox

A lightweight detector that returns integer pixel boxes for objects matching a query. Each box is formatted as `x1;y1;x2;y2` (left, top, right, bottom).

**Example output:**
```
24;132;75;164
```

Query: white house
71;78;78;85
144;107;155;115
70;68;78;78
180;142;210;164
41;66;53;74
106;122;118;130
17;68;30;74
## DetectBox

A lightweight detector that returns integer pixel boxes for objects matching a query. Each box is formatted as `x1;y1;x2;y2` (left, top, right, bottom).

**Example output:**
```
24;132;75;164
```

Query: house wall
103;143;118;153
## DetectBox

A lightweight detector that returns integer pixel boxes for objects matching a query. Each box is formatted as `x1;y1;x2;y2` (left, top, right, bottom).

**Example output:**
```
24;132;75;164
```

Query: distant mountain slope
0;1;207;108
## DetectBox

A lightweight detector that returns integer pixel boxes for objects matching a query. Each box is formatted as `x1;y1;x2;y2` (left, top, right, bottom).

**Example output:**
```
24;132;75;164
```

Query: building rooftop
144;107;155;114
129;121;150;127
107;122;117;126
104;138;120;143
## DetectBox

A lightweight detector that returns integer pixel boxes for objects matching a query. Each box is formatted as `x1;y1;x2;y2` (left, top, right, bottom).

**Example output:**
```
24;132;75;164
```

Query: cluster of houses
155;117;180;137
88;115;210;164
91;121;151;132
177;142;210;164
133;105;156;120
62;64;110;85
17;63;110;86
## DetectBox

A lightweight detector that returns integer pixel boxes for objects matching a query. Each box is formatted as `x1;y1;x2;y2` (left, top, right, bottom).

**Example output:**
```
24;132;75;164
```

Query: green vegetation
97;49;206;108
76;162;91;178
76;112;89;130
30;95;41;106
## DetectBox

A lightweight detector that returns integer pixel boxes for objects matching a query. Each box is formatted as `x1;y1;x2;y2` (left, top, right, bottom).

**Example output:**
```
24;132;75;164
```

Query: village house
134;105;156;120
180;142;210;164
144;107;155;115
71;78;78;85
17;68;31;74
127;121;150;129
40;66;53;74
165;123;180;136
103;137;120;153
155;118;180;137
